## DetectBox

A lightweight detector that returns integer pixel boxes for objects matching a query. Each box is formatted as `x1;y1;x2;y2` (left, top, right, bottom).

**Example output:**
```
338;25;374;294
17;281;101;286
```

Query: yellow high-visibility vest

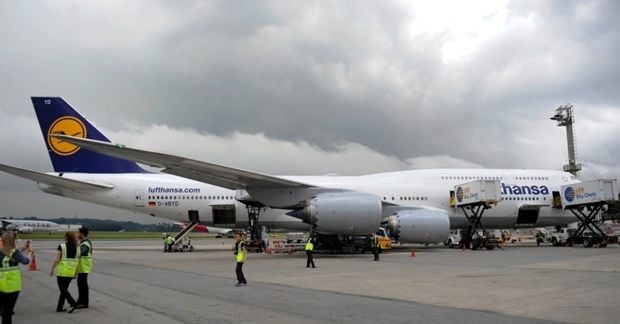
0;249;21;293
305;240;314;251
78;240;93;274
235;241;245;263
57;243;79;277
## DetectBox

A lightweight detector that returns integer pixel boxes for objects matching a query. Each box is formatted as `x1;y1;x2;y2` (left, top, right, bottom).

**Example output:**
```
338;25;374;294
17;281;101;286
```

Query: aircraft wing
52;135;311;190
0;163;114;190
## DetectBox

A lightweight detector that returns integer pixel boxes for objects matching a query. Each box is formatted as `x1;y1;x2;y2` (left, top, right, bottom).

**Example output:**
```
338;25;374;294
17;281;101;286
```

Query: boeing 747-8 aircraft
0;97;582;244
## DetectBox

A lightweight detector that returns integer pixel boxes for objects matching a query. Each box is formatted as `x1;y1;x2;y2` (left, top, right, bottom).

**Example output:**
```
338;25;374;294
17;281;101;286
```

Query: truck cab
550;228;576;246
444;229;462;248
376;228;392;250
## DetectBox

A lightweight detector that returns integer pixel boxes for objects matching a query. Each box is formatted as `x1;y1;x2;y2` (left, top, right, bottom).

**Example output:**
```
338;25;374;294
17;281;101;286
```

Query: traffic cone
28;253;38;271
410;248;416;257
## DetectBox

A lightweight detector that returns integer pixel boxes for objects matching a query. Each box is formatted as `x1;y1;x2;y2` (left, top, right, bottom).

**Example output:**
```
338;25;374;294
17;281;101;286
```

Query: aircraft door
188;210;200;223
212;204;236;227
552;191;562;208
516;206;540;226
134;189;146;207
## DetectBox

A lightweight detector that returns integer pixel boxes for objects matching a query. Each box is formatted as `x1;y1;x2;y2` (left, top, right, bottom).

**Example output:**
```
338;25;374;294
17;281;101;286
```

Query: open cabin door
211;204;236;227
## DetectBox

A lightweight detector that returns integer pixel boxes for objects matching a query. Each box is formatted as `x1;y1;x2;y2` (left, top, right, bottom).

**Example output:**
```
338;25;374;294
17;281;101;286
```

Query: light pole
550;103;581;177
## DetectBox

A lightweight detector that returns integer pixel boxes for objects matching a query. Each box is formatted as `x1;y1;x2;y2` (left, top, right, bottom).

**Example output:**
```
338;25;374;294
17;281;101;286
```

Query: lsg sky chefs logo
47;117;87;156
456;186;464;203
564;186;576;202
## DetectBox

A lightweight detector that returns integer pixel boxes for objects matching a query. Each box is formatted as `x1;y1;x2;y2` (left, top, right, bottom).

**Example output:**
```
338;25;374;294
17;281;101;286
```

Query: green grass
20;231;217;240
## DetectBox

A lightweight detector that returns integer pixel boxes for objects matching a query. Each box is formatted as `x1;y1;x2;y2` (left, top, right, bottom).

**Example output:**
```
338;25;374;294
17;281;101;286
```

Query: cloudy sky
1;0;619;223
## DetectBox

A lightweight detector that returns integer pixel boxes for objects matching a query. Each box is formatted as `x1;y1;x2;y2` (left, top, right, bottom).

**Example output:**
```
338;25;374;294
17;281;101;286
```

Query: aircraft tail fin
31;97;146;173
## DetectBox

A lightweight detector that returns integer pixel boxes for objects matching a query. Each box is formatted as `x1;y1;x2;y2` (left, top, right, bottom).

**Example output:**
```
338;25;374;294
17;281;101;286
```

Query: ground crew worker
50;231;79;313
0;231;31;324
165;235;174;253
305;237;315;268
233;233;247;286
76;227;92;309
371;234;380;261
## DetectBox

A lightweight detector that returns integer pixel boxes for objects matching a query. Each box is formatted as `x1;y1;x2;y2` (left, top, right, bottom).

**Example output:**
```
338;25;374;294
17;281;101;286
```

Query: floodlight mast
550;103;581;177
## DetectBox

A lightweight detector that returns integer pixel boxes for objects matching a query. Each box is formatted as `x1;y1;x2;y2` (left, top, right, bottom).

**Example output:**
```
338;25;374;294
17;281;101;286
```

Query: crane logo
564;186;575;202
47;117;87;156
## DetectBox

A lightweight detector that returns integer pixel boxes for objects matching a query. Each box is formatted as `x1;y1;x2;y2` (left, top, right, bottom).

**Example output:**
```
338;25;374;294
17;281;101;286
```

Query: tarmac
12;239;620;324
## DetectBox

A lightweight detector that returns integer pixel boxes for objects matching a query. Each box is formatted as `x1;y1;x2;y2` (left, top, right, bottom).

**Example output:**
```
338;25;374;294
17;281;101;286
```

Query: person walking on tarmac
50;231;80;313
305;237;315;268
233;233;247;286
0;231;31;324
76;227;92;309
371;234;380;261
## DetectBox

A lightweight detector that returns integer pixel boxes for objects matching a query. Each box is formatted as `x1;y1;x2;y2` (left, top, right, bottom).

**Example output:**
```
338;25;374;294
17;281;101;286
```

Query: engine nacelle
301;192;382;235
18;226;33;234
387;209;450;243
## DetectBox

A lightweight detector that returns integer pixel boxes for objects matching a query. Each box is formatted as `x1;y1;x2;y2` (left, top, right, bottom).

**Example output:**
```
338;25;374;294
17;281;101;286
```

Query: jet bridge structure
452;180;503;250
560;179;619;247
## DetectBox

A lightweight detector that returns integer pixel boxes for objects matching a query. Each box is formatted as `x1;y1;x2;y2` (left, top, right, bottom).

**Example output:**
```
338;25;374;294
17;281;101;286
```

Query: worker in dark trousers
0;231;31;324
305;237;315;268
50;231;79;313
165;234;173;252
371;234;380;261
76;227;92;309
233;233;247;287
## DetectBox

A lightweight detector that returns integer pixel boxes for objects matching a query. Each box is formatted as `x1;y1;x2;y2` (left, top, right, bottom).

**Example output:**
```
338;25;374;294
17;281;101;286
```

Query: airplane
1;219;60;233
0;97;585;246
175;222;233;237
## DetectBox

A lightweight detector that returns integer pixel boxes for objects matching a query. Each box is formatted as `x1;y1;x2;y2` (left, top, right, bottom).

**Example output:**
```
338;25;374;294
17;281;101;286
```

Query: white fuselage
40;168;580;230
2;219;60;232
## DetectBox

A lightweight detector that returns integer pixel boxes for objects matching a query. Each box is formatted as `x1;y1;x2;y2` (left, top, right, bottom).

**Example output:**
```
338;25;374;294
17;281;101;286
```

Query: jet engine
18;226;33;234
387;209;450;244
292;192;382;235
